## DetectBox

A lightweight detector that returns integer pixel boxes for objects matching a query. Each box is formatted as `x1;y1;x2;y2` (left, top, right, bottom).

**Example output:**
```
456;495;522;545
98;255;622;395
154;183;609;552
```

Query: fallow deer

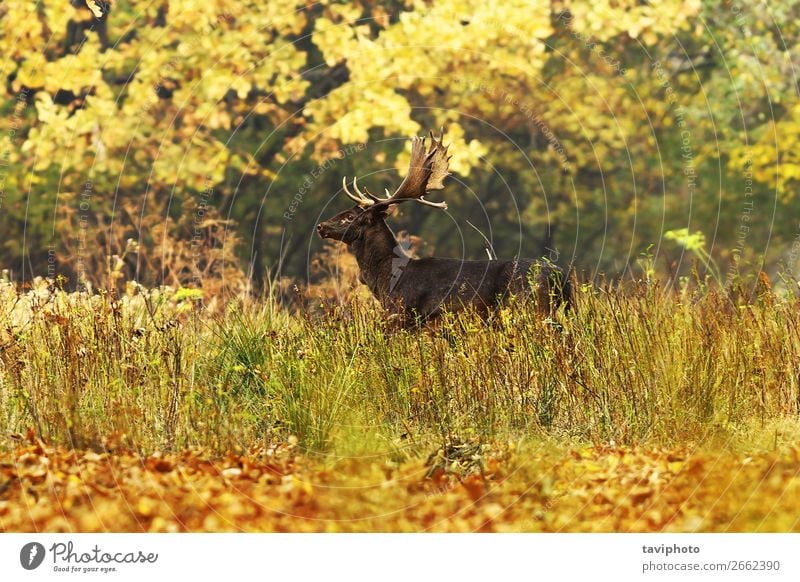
316;129;570;324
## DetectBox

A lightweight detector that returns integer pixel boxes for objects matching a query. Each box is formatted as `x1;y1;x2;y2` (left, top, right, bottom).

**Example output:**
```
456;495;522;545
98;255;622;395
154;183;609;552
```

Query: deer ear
375;205;398;218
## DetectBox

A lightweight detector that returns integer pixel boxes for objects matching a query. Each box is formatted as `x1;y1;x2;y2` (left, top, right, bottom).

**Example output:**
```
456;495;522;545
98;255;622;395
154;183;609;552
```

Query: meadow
2;0;799;537
1;275;799;532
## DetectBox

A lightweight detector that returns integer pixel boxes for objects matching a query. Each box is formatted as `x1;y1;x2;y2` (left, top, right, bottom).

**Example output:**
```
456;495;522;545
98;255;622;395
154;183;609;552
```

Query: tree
1;0;797;290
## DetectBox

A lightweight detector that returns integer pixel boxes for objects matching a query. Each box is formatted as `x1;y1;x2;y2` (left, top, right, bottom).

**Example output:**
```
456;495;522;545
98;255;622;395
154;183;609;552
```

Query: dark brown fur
317;206;569;324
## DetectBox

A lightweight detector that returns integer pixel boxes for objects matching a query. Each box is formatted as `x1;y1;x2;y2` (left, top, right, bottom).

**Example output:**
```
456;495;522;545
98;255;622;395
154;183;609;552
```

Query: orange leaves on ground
1;439;799;533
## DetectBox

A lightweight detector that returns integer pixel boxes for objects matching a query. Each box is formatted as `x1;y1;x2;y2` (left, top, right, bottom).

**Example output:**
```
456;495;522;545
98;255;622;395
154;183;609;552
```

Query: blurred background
0;0;798;297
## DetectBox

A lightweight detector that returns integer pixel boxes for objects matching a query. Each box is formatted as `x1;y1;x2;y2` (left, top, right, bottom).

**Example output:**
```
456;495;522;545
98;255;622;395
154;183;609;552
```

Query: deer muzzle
316;222;330;238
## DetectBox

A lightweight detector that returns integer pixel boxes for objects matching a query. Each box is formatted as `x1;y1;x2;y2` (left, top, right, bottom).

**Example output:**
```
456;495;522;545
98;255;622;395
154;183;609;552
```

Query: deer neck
350;222;409;300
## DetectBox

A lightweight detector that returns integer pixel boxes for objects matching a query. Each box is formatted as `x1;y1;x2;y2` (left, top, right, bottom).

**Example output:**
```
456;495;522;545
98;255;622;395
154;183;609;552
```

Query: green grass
1;278;798;457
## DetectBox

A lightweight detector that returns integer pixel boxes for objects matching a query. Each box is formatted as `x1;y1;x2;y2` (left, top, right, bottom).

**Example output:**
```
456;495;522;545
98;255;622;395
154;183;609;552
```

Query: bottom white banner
1;533;797;581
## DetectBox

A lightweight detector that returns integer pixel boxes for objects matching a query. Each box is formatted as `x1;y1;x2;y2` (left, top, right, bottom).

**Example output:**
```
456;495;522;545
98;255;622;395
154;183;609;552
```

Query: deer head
316;129;451;245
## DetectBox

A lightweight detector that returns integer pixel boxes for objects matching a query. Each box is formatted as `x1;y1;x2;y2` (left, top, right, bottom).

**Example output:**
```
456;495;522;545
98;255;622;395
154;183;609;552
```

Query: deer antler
341;128;451;211
342;176;380;207
422;129;451;193
378;128;451;210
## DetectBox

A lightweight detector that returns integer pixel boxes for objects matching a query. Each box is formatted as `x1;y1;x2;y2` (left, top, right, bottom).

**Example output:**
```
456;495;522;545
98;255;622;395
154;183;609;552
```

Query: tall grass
0;278;798;455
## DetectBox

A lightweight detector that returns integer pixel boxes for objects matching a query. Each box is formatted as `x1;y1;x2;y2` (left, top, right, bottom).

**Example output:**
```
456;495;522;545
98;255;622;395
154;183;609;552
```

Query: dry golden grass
1;276;799;531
